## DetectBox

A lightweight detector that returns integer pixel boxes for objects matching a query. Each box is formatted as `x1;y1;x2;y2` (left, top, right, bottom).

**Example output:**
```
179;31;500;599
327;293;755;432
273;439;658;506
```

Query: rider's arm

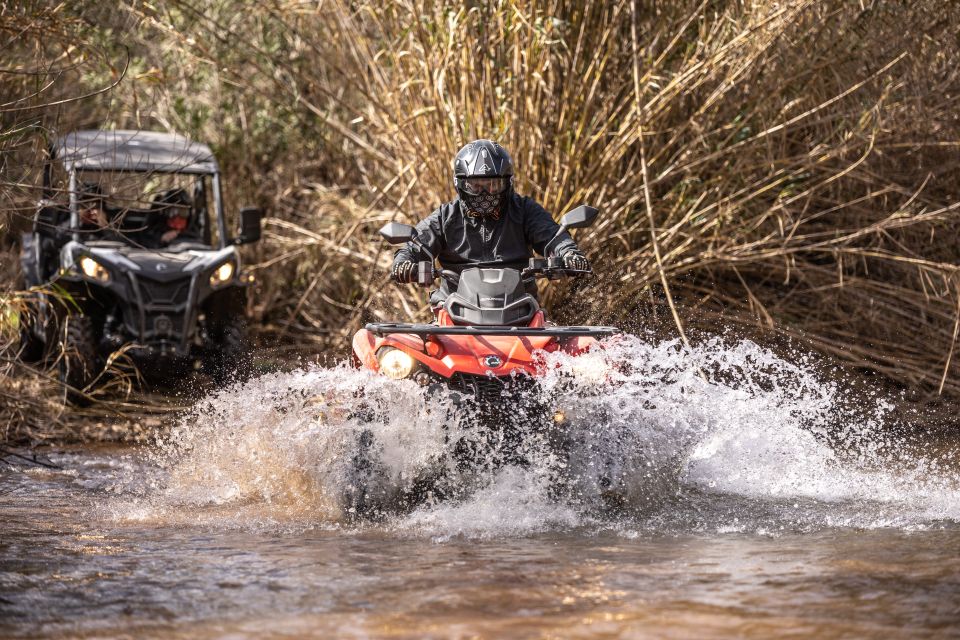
520;197;578;257
392;206;444;266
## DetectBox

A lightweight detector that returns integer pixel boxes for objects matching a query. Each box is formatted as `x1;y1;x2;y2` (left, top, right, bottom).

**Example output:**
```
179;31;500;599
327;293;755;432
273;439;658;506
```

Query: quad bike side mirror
559;205;599;230
233;206;262;245
379;222;417;244
544;205;600;256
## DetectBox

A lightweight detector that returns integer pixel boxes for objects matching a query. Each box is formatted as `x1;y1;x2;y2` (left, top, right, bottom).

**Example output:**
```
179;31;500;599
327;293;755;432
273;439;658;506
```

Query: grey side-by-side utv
18;130;262;403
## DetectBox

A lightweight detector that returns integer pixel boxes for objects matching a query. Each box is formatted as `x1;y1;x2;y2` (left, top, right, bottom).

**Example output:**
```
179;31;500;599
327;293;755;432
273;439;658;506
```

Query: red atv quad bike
344;206;621;517
353;205;618;390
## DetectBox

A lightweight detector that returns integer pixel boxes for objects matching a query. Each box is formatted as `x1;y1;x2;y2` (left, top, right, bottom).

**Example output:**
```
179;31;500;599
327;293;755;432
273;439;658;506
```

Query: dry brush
4;0;960;441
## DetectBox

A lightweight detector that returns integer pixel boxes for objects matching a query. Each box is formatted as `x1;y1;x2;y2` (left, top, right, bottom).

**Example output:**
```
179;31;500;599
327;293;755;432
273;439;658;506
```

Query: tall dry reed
4;0;960;442
179;0;960;397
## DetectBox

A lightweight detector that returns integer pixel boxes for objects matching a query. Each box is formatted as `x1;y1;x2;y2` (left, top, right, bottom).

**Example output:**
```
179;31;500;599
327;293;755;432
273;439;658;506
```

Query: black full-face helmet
153;187;193;219
453;139;514;219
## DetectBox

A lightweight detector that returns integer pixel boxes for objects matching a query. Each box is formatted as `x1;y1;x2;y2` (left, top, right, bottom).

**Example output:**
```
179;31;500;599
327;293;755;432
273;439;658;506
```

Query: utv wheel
17;298;46;363
59;315;100;406
207;317;251;384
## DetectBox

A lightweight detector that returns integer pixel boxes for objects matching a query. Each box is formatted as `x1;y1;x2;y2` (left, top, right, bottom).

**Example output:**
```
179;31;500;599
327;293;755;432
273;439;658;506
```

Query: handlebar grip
417;260;434;287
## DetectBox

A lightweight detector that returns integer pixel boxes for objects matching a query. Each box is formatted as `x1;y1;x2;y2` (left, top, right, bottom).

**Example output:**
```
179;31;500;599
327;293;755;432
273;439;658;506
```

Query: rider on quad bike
391;140;590;307
348;141;621;517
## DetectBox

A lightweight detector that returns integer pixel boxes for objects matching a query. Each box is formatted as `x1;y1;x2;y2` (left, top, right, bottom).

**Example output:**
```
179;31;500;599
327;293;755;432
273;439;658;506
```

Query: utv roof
53;130;218;174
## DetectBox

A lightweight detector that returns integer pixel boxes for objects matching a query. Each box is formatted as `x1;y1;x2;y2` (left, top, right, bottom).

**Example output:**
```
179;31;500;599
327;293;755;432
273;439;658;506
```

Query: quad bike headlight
378;347;418;380
78;255;110;283
209;261;235;287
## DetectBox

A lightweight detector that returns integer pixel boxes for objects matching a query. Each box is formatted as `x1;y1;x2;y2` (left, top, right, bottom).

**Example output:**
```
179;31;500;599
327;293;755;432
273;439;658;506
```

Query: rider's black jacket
393;193;579;303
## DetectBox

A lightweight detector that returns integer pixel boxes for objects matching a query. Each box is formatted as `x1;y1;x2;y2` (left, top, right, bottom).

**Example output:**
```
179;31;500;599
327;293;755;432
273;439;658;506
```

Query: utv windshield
47;130;225;249
52;169;219;249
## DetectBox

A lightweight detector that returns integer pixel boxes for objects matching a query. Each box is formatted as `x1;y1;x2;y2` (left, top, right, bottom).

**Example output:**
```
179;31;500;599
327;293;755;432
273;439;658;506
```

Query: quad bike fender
432;333;556;377
352;328;382;371
353;329;440;373
352;327;558;378
353;310;609;378
560;335;600;355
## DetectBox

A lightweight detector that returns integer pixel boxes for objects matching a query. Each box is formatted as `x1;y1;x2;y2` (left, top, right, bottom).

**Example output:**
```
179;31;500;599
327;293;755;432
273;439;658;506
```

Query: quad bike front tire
59;315;100;406
342;428;390;521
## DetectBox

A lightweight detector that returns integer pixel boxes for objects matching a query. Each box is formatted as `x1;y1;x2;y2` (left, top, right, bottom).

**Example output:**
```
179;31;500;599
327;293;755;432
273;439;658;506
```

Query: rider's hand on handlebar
392;260;418;284
562;251;590;272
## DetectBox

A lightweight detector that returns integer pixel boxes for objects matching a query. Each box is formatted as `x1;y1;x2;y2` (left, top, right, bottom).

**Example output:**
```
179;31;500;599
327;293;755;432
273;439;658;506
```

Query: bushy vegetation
4;0;960;440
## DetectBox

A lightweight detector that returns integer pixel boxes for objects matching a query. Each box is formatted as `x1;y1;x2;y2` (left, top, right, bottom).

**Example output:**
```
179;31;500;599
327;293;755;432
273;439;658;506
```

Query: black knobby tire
207;317;252;384
59;315;100;406
17;299;46;363
343;429;388;521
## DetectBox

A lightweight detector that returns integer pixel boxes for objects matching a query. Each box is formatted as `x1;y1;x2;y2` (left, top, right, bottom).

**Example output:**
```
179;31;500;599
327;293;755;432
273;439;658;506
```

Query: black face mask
462;191;504;220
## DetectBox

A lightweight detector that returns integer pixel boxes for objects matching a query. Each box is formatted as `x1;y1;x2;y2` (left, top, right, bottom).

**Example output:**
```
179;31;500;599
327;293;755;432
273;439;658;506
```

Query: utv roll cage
45;130;231;247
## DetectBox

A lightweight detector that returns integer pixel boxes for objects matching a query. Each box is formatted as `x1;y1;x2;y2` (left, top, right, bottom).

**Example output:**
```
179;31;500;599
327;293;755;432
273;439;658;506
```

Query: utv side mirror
559;205;599;230
234;207;262;245
379;222;417;244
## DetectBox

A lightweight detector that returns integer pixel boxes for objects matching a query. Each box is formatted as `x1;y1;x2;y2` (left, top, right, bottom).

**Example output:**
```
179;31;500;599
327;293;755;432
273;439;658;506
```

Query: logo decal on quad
155;263;167;271
484;355;503;368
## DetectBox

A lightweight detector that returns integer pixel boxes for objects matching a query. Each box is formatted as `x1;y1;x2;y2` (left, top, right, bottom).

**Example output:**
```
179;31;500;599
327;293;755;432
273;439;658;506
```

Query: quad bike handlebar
415;262;462;287
413;259;590;288
382;205;600;288
365;322;619;338
521;256;592;281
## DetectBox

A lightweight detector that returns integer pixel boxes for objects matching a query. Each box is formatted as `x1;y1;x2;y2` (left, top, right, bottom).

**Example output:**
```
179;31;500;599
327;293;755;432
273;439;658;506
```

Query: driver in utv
77;182;110;233
392;140;589;308
148;187;200;247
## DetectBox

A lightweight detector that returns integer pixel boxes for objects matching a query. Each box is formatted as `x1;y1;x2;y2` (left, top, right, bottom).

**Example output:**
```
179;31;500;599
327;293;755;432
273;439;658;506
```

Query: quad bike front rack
365;323;621;338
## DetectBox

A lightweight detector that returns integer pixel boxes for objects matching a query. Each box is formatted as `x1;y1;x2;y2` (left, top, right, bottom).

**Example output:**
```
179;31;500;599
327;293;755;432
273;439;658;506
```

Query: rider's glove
392;260;418;284
562;250;590;272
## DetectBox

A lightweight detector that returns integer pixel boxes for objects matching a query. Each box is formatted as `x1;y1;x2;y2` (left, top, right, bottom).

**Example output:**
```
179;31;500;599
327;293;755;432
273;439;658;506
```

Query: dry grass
0;2;181;442
229;0;960;398
4;0;960;441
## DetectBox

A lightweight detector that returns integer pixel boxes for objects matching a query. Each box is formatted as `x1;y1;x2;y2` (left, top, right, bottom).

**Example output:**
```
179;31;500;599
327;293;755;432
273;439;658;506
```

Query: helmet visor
458;176;510;196
165;201;191;218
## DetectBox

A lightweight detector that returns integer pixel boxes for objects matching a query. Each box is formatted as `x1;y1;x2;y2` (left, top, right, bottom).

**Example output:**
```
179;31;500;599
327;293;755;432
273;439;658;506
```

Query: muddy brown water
3;339;960;638
1;447;959;639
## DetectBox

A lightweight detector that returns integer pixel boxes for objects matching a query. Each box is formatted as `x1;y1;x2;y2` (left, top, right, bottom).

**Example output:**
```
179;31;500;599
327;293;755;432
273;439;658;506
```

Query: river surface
2;336;960;638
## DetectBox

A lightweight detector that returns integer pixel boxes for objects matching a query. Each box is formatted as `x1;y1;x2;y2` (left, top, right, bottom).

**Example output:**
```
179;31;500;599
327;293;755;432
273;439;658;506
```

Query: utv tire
59;315;99;406
207;317;251;385
17;300;46;363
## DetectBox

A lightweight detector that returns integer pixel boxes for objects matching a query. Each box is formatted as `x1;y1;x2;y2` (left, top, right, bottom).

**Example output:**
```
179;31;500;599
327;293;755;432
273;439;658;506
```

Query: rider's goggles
166;205;191;218
458;176;510;196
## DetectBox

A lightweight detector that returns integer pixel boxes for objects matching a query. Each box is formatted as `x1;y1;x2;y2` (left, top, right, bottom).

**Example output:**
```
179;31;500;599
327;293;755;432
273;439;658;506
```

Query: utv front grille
125;274;196;350
140;279;189;305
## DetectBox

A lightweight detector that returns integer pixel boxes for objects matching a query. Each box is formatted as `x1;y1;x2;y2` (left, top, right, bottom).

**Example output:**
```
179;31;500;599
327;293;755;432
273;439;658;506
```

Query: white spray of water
110;334;960;536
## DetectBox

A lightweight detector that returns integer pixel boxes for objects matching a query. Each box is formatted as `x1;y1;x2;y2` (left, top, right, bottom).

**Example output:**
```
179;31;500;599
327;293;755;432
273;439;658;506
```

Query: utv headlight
79;256;110;283
378;348;417;380
209;261;235;287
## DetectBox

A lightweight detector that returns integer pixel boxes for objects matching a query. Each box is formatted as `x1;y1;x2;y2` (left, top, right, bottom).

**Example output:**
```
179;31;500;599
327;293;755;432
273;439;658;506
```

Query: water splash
109;334;960;536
